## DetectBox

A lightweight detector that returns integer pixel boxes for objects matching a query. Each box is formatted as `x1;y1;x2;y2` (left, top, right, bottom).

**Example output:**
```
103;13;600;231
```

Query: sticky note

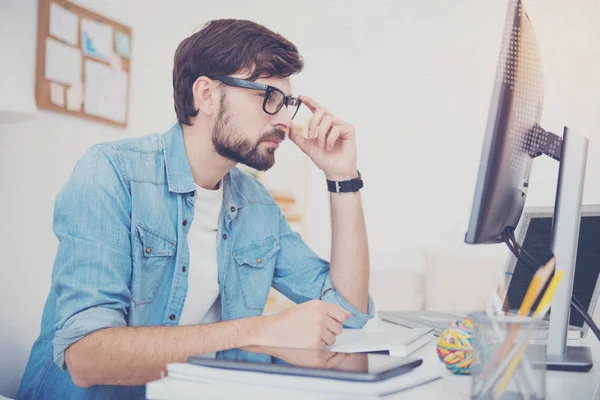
50;82;65;107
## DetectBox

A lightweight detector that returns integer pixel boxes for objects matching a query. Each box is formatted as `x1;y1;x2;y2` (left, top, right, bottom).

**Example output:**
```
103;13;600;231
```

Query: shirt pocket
233;236;280;310
131;223;177;306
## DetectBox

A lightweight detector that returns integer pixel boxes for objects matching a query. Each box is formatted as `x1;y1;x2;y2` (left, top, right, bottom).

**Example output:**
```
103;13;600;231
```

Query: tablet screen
188;346;422;382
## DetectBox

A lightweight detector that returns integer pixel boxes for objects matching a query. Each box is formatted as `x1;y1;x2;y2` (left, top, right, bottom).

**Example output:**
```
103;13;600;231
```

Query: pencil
475;257;556;396
518;257;556;316
534;270;564;317
495;268;564;396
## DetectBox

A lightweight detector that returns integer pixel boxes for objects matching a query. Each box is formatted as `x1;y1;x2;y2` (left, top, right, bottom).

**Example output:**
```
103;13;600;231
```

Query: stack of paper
328;327;434;356
146;362;441;400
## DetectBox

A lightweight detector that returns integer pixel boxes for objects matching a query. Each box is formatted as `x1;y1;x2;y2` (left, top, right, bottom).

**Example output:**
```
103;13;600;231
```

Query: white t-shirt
178;182;223;328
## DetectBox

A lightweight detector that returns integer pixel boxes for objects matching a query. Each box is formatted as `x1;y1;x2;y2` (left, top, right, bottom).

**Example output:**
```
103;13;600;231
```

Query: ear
192;76;217;116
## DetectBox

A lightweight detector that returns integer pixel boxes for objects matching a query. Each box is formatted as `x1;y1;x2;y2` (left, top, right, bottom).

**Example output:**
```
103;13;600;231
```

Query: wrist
246;315;272;347
325;170;359;181
326;169;363;193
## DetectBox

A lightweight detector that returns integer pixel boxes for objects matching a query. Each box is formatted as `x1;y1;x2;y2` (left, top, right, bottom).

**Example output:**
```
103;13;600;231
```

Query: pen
494;271;564;396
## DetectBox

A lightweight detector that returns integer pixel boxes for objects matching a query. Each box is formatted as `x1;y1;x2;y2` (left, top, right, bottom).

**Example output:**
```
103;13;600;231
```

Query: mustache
259;128;286;144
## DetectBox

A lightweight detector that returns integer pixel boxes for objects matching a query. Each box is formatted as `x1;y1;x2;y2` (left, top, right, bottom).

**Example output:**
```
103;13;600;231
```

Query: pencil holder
469;311;546;400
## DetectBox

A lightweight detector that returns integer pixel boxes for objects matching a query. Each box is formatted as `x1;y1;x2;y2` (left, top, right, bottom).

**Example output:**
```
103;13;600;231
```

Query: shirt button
145;247;152;254
256;258;262;264
230;206;236;213
222;234;228;240
190;191;195;197
169;314;176;321
183;220;188;226
182;266;187;272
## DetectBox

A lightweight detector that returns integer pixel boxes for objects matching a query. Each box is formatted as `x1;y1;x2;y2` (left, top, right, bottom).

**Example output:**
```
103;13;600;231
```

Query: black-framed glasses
210;76;302;120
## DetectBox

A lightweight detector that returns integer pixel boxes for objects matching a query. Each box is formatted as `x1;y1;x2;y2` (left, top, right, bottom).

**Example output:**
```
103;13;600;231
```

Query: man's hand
289;96;358;181
256;300;349;349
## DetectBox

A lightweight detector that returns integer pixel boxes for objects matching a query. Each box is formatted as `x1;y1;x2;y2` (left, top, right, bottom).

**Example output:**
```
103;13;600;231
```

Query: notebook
327;326;433;355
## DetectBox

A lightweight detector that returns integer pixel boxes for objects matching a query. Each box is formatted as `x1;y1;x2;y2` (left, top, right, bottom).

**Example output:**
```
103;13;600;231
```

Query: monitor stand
527;344;593;372
535;126;592;372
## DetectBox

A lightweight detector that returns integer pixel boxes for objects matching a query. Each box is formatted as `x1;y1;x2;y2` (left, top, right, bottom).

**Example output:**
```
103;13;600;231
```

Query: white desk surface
147;318;600;399
371;318;600;400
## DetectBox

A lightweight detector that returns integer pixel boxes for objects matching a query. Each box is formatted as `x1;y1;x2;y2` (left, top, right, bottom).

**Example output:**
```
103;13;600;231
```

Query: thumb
288;123;310;154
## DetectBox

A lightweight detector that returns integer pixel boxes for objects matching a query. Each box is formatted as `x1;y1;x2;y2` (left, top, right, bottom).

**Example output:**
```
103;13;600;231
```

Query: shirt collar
161;122;247;209
161;123;196;194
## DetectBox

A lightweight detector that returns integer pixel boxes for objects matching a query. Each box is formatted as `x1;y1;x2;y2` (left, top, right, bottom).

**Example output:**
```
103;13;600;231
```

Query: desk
147;318;600;399
372;318;600;399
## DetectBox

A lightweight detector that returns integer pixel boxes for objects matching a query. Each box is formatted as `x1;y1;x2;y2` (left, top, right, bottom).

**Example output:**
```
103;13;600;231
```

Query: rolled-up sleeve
319;274;375;328
51;145;133;369
273;211;374;328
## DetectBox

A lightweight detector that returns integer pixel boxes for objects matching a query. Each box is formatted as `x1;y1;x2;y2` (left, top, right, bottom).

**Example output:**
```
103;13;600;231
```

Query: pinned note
66;82;83;111
49;3;79;46
84;59;128;123
45;37;82;85
81;18;113;61
115;31;131;59
50;82;65;107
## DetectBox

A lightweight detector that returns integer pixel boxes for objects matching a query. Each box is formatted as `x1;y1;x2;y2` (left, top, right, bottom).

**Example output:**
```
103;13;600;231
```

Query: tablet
188;345;422;382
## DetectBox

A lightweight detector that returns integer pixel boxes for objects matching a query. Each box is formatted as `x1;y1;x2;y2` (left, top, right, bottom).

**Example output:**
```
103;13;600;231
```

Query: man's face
212;75;294;171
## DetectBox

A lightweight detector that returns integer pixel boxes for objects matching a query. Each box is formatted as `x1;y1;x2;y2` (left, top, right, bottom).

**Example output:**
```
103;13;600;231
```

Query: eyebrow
214;76;293;97
269;84;292;98
253;79;292;97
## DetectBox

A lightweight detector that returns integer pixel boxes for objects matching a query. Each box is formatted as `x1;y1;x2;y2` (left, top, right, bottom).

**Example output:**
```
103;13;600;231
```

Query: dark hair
173;19;304;125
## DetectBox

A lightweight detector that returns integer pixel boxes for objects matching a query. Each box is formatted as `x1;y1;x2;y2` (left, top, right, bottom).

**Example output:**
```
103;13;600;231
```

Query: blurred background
1;0;600;397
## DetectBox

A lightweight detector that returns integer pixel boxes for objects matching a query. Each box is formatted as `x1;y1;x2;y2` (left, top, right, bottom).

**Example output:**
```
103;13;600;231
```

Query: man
17;19;373;399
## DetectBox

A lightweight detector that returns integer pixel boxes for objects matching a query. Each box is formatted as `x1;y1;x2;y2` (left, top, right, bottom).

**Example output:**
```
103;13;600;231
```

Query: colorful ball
436;317;474;375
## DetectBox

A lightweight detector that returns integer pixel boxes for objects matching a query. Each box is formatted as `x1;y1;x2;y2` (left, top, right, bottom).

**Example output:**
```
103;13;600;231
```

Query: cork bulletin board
35;0;132;128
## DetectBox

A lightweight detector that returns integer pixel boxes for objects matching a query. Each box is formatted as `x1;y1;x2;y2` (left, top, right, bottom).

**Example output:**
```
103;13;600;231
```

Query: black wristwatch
326;170;363;193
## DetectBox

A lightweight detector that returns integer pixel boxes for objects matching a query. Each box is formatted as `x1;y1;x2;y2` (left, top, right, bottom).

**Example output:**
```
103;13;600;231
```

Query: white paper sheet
327;327;433;353
160;362;441;397
45;37;82;85
49;3;79;46
81;18;113;61
50;82;65;107
66;82;83;111
84;59;127;123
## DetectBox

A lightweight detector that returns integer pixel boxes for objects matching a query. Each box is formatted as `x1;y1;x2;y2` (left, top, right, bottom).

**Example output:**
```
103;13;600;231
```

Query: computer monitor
503;206;600;338
465;0;591;371
465;0;545;245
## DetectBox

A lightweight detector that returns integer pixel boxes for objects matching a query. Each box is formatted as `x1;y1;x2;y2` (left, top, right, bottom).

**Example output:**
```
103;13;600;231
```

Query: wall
1;0;599;397
302;0;600;269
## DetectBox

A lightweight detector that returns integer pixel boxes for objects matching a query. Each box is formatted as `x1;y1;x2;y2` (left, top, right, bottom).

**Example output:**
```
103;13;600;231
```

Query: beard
212;94;285;172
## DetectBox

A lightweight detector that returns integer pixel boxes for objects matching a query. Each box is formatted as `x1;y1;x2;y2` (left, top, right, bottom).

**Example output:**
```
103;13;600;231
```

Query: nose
270;105;293;130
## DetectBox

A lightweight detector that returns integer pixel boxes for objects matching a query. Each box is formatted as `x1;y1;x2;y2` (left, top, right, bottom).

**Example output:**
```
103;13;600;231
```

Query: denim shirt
17;123;374;400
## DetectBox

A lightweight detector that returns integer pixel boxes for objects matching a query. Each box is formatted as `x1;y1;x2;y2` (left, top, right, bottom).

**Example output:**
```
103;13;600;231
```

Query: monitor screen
505;215;600;327
465;0;545;244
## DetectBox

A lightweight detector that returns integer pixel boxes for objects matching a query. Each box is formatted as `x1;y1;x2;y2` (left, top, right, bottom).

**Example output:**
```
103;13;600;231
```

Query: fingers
307;107;327;139
326;317;343;336
288;123;310;153
325;303;351;324
321;329;336;346
316;115;334;148
325;125;342;152
302;97;348;152
298;95;320;113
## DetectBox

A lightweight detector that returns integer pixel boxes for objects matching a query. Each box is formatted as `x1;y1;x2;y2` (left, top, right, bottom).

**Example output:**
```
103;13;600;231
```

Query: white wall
302;0;600;268
1;0;599;397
